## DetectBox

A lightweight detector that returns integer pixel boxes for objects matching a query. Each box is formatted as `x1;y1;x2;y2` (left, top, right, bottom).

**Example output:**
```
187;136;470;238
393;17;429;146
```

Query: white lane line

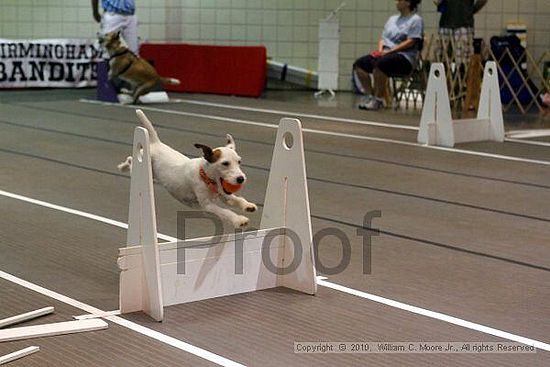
0;270;245;367
305;129;550;166
505;138;550;147
80;98;418;131
173;98;420;131
79;99;550;167
317;279;550;352
81;99;280;129
2;189;549;352
0;189;177;243
74;310;121;320
506;129;550;139
104;315;245;367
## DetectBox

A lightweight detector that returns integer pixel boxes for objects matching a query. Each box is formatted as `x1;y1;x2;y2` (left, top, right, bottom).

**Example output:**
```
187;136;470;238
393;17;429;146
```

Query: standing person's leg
101;12;123;35
452;27;474;67
437;28;452;63
101;12;138;54
453;28;465;67
120;14;138;54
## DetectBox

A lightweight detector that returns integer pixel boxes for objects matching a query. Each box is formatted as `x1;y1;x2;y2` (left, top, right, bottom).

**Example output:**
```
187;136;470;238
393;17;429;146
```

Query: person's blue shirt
102;0;135;15
381;14;423;65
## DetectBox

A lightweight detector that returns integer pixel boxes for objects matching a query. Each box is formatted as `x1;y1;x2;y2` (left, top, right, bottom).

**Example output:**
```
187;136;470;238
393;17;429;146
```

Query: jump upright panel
118;127;164;321
260;118;317;295
418;62;504;147
118;118;317;321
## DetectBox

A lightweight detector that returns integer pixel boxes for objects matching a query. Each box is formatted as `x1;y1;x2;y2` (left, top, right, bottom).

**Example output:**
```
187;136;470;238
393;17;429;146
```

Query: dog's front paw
233;215;249;228
244;203;257;213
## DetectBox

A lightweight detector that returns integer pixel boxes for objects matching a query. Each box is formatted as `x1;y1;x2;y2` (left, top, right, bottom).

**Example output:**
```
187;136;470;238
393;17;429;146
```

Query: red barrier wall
140;43;267;97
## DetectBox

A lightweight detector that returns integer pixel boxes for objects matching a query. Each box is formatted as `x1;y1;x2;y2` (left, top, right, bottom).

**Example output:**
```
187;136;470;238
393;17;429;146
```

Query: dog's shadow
189;231;237;292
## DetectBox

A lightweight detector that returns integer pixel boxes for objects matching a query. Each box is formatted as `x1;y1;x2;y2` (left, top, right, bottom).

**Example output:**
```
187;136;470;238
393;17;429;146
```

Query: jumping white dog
118;110;257;228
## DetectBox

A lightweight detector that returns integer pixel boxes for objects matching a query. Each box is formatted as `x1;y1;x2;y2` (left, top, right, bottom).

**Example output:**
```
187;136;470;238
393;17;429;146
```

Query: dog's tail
160;77;181;85
136;109;159;143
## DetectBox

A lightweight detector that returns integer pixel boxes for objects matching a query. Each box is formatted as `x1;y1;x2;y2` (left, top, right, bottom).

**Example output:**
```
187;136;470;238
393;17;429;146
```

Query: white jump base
118;118;318;321
117;91;170;104
418;62;504;147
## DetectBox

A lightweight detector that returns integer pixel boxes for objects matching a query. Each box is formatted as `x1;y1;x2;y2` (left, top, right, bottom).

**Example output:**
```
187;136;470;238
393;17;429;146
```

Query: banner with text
0;39;105;88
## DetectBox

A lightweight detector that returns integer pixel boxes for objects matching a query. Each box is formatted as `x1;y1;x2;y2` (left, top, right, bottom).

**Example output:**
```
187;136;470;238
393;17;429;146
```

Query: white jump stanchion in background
118;118;317;321
417;62;504;147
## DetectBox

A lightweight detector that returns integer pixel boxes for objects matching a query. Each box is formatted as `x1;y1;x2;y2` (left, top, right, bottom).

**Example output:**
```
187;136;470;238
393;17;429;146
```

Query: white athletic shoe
359;97;384;110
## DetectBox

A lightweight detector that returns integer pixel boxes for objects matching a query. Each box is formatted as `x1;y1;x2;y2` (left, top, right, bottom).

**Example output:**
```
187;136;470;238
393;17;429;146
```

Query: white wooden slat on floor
0;346;40;364
0;319;107;342
0;307;54;329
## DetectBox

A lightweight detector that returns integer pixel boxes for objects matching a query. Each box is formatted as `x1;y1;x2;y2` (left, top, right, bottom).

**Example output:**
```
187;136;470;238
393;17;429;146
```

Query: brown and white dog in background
98;31;180;104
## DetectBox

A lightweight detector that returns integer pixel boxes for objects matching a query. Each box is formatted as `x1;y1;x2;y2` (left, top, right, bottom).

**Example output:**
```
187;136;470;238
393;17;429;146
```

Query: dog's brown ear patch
194;144;219;163
211;149;221;162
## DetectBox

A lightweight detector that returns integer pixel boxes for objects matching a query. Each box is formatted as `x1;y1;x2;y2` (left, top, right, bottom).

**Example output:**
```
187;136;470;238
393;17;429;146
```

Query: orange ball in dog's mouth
220;179;242;194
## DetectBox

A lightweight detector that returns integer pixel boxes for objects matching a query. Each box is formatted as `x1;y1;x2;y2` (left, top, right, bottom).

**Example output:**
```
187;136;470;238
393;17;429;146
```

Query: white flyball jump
117;118;318;321
418;61;504;147
118;91;171;105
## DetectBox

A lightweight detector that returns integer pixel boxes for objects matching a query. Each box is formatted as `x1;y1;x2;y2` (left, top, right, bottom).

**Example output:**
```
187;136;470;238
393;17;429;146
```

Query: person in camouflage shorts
434;0;487;66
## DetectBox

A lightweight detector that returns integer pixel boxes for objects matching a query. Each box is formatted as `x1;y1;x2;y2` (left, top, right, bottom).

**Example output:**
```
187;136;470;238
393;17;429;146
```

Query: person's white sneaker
359;95;374;104
359;97;383;110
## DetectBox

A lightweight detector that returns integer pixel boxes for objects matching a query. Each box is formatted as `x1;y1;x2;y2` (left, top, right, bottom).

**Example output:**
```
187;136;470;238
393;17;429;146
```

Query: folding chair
390;38;428;110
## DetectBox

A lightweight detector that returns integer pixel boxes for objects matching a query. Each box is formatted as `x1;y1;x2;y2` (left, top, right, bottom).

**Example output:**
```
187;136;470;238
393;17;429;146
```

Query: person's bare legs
373;67;388;100
354;67;374;96
358;67;387;110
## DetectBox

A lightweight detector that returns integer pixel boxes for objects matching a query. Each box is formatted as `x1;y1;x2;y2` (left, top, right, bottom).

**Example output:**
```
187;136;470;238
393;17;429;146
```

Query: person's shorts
353;53;413;77
437;27;474;65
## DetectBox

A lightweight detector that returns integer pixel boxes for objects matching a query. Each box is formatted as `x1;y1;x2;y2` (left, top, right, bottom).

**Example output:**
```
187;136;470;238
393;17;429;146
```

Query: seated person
353;0;423;110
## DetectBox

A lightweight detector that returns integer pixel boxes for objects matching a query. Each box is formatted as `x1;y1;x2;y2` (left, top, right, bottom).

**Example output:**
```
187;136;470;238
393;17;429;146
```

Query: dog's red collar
199;167;218;194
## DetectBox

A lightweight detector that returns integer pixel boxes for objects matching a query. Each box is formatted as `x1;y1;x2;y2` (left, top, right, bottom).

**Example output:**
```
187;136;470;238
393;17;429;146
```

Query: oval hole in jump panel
488;67;494;76
136;143;144;163
434;69;440;78
283;132;294;150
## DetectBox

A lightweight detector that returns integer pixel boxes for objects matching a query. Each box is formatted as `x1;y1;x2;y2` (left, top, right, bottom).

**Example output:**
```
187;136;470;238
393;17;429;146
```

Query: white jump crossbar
418;62;504;147
118;118;318;321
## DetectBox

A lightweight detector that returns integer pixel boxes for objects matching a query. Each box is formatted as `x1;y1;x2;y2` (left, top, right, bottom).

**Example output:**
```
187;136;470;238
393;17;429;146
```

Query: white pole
0;307;54;329
325;2;346;21
0;346;40;364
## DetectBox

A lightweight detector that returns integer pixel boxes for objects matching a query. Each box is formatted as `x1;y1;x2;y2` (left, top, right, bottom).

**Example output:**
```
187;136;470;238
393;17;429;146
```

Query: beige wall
1;0;549;90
